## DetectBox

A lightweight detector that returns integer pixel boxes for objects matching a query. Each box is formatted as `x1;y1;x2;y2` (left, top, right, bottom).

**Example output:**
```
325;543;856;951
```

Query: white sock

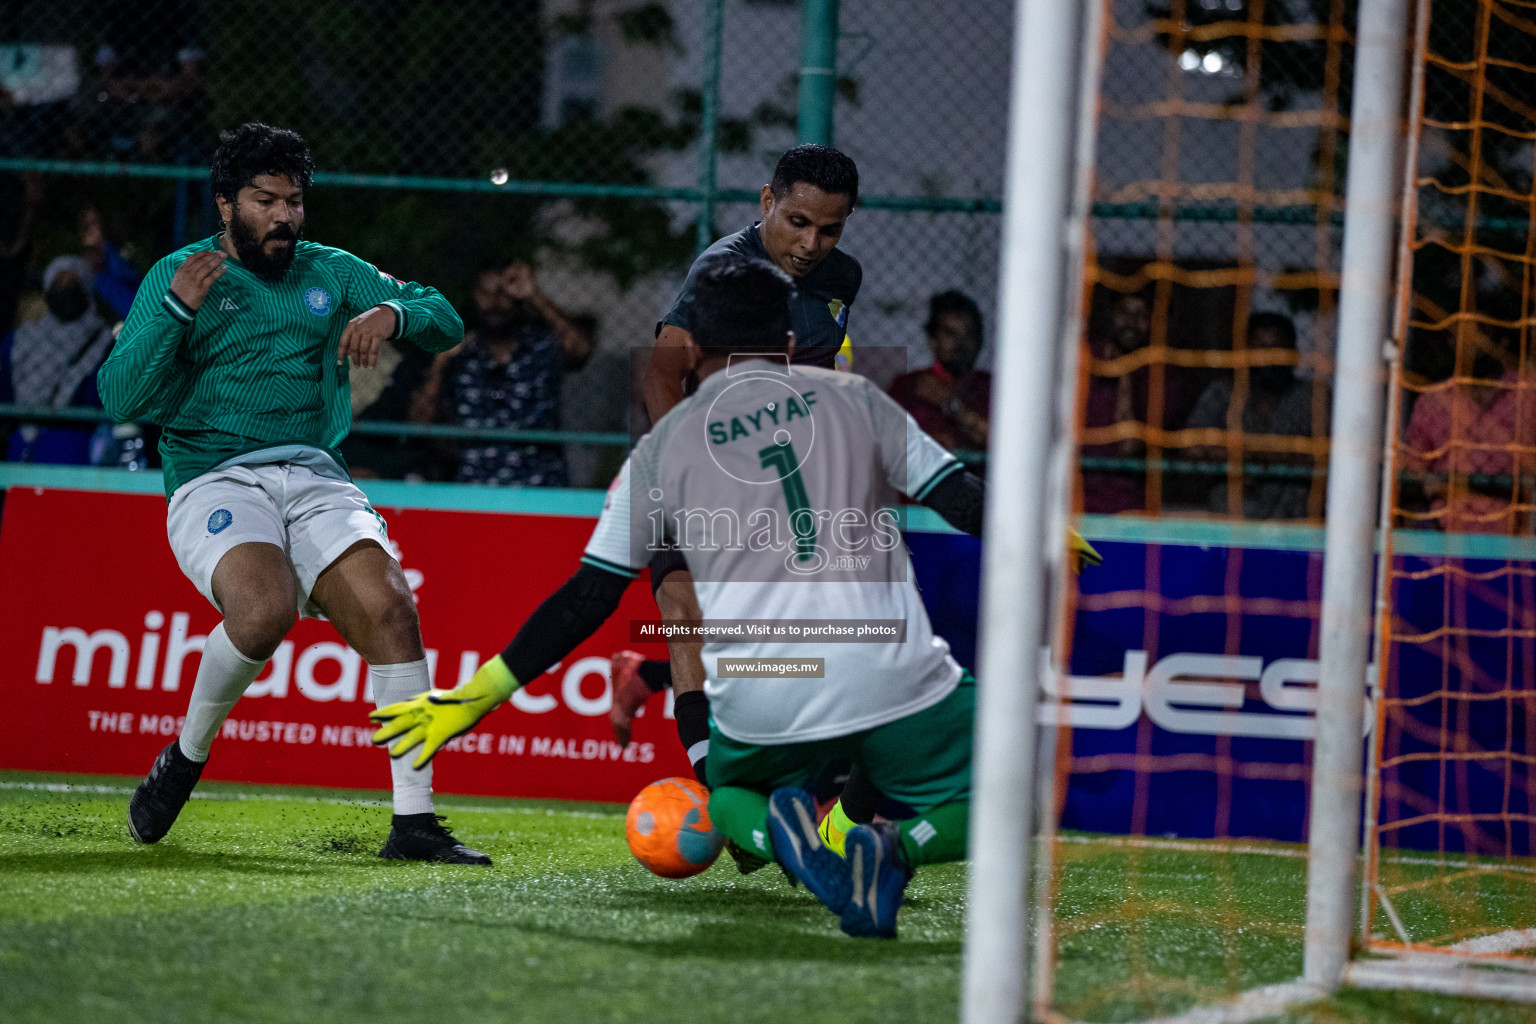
178;623;267;763
371;659;434;816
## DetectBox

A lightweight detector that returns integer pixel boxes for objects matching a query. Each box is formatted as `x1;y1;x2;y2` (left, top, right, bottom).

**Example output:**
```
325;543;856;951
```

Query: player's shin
817;800;858;858
370;659;435;815
673;690;711;785
819;765;884;858
896;800;968;867
178;622;267;762
707;786;774;859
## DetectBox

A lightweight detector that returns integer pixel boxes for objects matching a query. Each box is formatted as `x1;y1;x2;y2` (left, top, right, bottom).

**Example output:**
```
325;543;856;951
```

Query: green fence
0;0;1358;508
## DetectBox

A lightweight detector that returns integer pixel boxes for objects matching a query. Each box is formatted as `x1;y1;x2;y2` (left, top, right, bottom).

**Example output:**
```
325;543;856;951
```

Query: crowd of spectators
0;193;148;468
2;3;209;165
344;259;594;485
1075;288;1330;520
1;184;1525;533
0;176;613;485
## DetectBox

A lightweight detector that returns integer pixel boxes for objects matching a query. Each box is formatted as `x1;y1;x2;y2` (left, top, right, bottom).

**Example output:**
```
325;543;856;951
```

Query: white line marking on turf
1057;834;1306;860
1057;833;1536;875
1085;980;1322;1024
0;781;622;819
1448;928;1536;955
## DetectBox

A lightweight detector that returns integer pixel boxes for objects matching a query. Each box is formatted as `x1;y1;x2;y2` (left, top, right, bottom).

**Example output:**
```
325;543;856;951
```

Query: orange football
625;776;725;878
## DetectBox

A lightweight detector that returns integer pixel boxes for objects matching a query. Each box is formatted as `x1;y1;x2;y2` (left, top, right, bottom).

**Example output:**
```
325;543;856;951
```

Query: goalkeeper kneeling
372;255;1095;937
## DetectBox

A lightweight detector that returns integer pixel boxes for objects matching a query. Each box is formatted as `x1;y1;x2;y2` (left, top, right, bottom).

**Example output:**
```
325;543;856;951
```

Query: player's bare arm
505;261;594;367
642;324;698;423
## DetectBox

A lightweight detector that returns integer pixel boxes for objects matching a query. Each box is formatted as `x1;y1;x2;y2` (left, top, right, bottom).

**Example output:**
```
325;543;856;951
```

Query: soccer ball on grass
625;777;725;878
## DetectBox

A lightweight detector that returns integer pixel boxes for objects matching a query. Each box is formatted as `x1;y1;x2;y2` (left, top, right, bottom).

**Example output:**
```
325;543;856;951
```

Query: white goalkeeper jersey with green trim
583;358;964;745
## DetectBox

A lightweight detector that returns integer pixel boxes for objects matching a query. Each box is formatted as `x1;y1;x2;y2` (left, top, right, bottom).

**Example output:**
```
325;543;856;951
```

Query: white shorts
166;463;391;618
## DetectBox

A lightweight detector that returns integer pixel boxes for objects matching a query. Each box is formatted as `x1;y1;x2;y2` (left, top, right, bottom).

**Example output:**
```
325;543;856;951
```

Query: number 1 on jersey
759;441;816;562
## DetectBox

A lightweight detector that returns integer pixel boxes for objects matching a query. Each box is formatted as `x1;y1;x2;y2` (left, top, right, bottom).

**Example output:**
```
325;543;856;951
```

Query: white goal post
1302;0;1412;993
960;0;1097;1022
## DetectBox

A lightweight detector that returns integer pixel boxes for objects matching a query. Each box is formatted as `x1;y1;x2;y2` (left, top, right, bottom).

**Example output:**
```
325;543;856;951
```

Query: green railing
10;402;1515;490
0;404;630;448
0;158;1374;225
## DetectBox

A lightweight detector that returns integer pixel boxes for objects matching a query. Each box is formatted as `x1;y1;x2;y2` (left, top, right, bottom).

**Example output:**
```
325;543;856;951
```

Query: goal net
1352;0;1536;1000
1018;0;1536;1018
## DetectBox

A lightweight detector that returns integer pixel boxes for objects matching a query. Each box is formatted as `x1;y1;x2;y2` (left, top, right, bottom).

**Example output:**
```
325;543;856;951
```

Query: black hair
770;144;859;208
210;123;315;204
691;255;794;352
1247;311;1297;348
473;257;510;281
925;290;983;335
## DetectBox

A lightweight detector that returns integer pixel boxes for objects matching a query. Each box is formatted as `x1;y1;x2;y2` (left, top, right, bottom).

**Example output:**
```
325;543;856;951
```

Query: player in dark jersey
626;146;863;794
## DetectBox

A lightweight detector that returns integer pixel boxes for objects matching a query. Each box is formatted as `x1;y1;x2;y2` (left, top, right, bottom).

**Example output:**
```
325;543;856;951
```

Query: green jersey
99;236;463;498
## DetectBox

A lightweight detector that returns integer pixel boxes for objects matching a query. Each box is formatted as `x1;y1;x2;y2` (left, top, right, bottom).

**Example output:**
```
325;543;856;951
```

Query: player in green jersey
626;145;863;778
99;123;485;863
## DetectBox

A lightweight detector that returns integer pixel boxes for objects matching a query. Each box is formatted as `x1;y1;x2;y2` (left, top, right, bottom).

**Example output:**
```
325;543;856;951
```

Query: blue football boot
766;787;852;914
840;822;911;939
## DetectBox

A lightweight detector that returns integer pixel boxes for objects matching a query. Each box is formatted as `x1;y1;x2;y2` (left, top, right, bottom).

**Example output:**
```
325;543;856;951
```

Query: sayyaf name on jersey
304;287;333;316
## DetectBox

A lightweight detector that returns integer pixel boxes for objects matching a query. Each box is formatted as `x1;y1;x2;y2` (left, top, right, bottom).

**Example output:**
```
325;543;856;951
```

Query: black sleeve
920;469;984;539
656;261;701;336
501;564;632;683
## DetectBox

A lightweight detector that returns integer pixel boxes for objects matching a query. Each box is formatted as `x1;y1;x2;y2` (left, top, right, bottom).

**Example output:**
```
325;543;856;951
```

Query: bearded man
98;122;486;864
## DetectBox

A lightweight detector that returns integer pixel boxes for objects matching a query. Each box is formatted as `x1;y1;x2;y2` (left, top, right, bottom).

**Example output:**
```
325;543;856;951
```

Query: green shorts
706;671;974;814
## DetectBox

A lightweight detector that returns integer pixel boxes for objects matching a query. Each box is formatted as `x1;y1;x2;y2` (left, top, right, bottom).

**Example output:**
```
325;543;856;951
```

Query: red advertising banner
0;486;680;802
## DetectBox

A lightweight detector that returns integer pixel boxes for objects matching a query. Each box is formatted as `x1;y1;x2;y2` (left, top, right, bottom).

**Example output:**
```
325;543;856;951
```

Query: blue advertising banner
907;521;1534;852
1;465;1526;853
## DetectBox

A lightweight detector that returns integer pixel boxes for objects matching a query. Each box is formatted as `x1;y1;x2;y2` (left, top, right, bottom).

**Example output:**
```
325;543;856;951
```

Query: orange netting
1044;1;1353;1019
1367;0;1536;961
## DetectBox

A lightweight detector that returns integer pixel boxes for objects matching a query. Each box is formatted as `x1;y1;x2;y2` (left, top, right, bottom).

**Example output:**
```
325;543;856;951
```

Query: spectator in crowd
341;343;441;481
68;1;208;164
888;290;990;453
0;255;115;464
1181;312;1323;519
79;205;142;321
0;173;42;336
1079;289;1198;513
1402;331;1536;534
421;260;593;486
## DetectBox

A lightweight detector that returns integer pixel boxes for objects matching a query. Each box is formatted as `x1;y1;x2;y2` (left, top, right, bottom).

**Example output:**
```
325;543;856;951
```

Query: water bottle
113;423;148;471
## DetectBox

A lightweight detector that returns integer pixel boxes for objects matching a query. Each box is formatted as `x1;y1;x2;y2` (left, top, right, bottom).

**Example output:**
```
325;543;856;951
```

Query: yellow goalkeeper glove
1068;529;1102;574
369;655;519;769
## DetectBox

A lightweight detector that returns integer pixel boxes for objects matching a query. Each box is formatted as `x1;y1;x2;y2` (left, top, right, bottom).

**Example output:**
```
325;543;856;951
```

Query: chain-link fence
1081;0;1352;523
1;0;1353;507
0;0;1013;488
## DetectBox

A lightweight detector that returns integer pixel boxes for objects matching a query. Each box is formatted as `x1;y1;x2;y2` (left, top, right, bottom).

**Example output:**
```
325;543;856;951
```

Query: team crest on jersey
827;299;848;327
207;509;233;534
304;287;333;316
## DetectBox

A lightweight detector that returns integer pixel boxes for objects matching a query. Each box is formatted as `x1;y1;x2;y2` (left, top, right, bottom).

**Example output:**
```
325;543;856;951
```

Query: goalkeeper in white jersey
372;255;988;937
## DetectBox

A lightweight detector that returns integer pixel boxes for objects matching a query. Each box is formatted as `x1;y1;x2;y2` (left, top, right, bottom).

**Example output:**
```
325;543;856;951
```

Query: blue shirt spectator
80;206;142;321
421;260;592;486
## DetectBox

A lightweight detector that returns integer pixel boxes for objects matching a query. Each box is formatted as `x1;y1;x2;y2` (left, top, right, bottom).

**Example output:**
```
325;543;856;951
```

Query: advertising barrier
3;473;1528;848
0;482;681;803
908;527;1532;849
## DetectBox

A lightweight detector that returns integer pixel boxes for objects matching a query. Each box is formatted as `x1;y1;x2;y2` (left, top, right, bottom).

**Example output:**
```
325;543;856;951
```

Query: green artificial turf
0;772;1529;1024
